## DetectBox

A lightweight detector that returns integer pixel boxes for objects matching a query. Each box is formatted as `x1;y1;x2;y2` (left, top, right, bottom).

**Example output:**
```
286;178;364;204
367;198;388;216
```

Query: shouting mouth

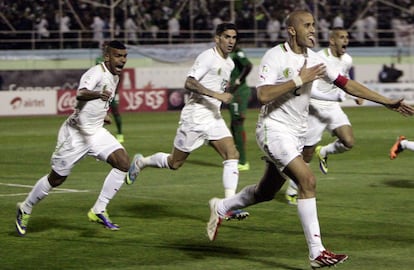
309;36;316;46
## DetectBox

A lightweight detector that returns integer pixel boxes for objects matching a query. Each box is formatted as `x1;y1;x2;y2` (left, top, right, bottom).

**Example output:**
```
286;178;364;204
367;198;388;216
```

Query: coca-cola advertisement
57;89;77;115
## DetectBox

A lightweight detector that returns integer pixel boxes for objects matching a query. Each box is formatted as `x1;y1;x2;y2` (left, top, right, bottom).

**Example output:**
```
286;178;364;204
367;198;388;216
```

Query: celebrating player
127;23;249;220
285;27;364;204
206;10;414;269
15;40;131;235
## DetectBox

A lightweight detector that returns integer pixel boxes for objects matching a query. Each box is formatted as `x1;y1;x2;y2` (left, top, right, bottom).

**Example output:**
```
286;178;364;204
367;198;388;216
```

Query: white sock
223;159;239;198
218;184;256;216
322;139;349;156
92;168;126;213
143;152;170;168
401;139;414;151
21;175;52;214
297;198;325;259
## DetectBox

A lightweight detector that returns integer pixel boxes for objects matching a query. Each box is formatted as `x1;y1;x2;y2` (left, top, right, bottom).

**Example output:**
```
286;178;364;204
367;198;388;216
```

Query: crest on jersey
283;67;294;78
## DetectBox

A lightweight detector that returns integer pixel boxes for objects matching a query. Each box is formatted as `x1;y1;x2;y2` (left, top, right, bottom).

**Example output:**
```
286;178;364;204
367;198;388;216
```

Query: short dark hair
215;23;238;36
107;40;126;50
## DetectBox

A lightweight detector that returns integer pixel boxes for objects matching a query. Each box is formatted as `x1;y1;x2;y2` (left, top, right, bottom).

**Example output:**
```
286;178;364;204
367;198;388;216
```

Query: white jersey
256;42;340;136
181;47;234;124
68;63;119;135
310;48;352;107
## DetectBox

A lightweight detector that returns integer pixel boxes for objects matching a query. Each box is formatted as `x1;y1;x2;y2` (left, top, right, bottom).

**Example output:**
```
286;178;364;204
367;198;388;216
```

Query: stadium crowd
0;0;413;49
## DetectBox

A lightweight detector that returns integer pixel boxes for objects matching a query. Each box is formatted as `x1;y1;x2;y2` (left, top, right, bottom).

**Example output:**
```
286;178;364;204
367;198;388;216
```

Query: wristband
333;75;349;88
292;76;303;87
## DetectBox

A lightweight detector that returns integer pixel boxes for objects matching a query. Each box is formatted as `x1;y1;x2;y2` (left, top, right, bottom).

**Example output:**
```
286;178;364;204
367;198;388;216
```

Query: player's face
105;48;128;76
293;13;316;49
215;29;237;58
330;30;349;57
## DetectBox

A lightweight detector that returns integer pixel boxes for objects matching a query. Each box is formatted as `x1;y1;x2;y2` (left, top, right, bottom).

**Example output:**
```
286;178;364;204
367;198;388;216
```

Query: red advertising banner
57;88;168;114
120;88;168;112
57;89;77;115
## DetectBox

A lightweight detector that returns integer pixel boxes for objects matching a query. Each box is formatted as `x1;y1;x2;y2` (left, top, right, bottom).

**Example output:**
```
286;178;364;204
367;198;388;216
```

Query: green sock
232;122;246;164
113;115;122;134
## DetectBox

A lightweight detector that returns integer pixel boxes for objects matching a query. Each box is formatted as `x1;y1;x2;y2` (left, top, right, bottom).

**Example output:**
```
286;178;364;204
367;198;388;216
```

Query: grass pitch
1;107;414;270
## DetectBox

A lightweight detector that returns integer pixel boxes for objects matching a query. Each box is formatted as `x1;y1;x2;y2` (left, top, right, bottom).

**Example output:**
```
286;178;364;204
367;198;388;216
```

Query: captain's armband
333;75;349;88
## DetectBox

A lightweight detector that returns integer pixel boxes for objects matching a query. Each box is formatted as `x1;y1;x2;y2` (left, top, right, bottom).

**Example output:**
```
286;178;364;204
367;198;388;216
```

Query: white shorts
51;122;124;176
305;102;351;146
256;119;304;171
173;117;232;152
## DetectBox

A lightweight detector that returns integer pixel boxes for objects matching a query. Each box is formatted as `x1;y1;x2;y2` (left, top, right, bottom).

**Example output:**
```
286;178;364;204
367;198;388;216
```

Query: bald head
286;10;312;28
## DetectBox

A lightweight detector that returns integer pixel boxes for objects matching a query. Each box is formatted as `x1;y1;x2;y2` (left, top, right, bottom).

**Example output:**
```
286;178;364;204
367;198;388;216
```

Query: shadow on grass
185;159;222;168
9;216;93;237
382;179;414;188
170;242;305;270
122;202;203;222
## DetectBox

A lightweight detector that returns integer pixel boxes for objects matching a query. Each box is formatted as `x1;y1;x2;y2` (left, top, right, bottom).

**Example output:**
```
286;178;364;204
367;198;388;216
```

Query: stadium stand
0;0;413;49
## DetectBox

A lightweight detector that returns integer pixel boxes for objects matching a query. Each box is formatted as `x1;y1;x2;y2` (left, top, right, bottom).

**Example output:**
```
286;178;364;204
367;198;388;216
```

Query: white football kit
51;63;124;176
305;48;353;146
174;47;234;152
255;42;340;170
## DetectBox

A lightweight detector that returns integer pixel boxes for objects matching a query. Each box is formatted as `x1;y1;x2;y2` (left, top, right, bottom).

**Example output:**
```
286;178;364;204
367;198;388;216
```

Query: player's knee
118;160;130;172
168;160;183;170
48;171;67;187
341;137;354;149
299;174;317;196
228;148;239;160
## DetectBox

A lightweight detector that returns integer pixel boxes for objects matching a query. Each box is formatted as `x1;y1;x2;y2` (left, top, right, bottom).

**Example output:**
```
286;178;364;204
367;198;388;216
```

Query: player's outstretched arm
384;99;414;116
341;79;414;116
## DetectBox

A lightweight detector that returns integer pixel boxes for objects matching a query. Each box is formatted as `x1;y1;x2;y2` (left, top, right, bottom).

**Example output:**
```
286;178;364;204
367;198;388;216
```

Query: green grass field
1;107;414;270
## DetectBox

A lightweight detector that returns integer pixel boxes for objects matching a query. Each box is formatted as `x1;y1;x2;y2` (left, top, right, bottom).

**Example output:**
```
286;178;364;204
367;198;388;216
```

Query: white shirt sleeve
257;49;280;87
78;65;103;91
187;50;211;80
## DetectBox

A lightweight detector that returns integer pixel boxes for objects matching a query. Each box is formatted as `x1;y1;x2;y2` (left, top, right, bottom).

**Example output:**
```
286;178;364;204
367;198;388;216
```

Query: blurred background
1;0;414;116
0;0;413;49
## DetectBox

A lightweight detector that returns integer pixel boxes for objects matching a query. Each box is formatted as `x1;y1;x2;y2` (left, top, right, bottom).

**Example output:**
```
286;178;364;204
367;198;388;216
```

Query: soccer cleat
116;134;124;143
390;135;406;160
285;193;298;206
15;202;30;236
310;250;348;269
224;209;249;221
126;153;144;185
87;209;120;230
207;198;223;241
315;145;328;174
238;162;250;171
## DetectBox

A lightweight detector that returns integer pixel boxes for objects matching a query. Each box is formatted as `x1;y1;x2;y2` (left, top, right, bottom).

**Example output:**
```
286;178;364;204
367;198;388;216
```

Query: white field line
0;182;89;197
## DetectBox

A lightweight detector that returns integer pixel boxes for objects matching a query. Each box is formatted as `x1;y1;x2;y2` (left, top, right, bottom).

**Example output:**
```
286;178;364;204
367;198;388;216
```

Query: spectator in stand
332;13;344;28
364;12;377;46
318;16;330;45
391;17;413;47
124;16;139;44
36;14;50;40
91;14;105;48
168;15;180;44
267;11;281;46
59;12;71;48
